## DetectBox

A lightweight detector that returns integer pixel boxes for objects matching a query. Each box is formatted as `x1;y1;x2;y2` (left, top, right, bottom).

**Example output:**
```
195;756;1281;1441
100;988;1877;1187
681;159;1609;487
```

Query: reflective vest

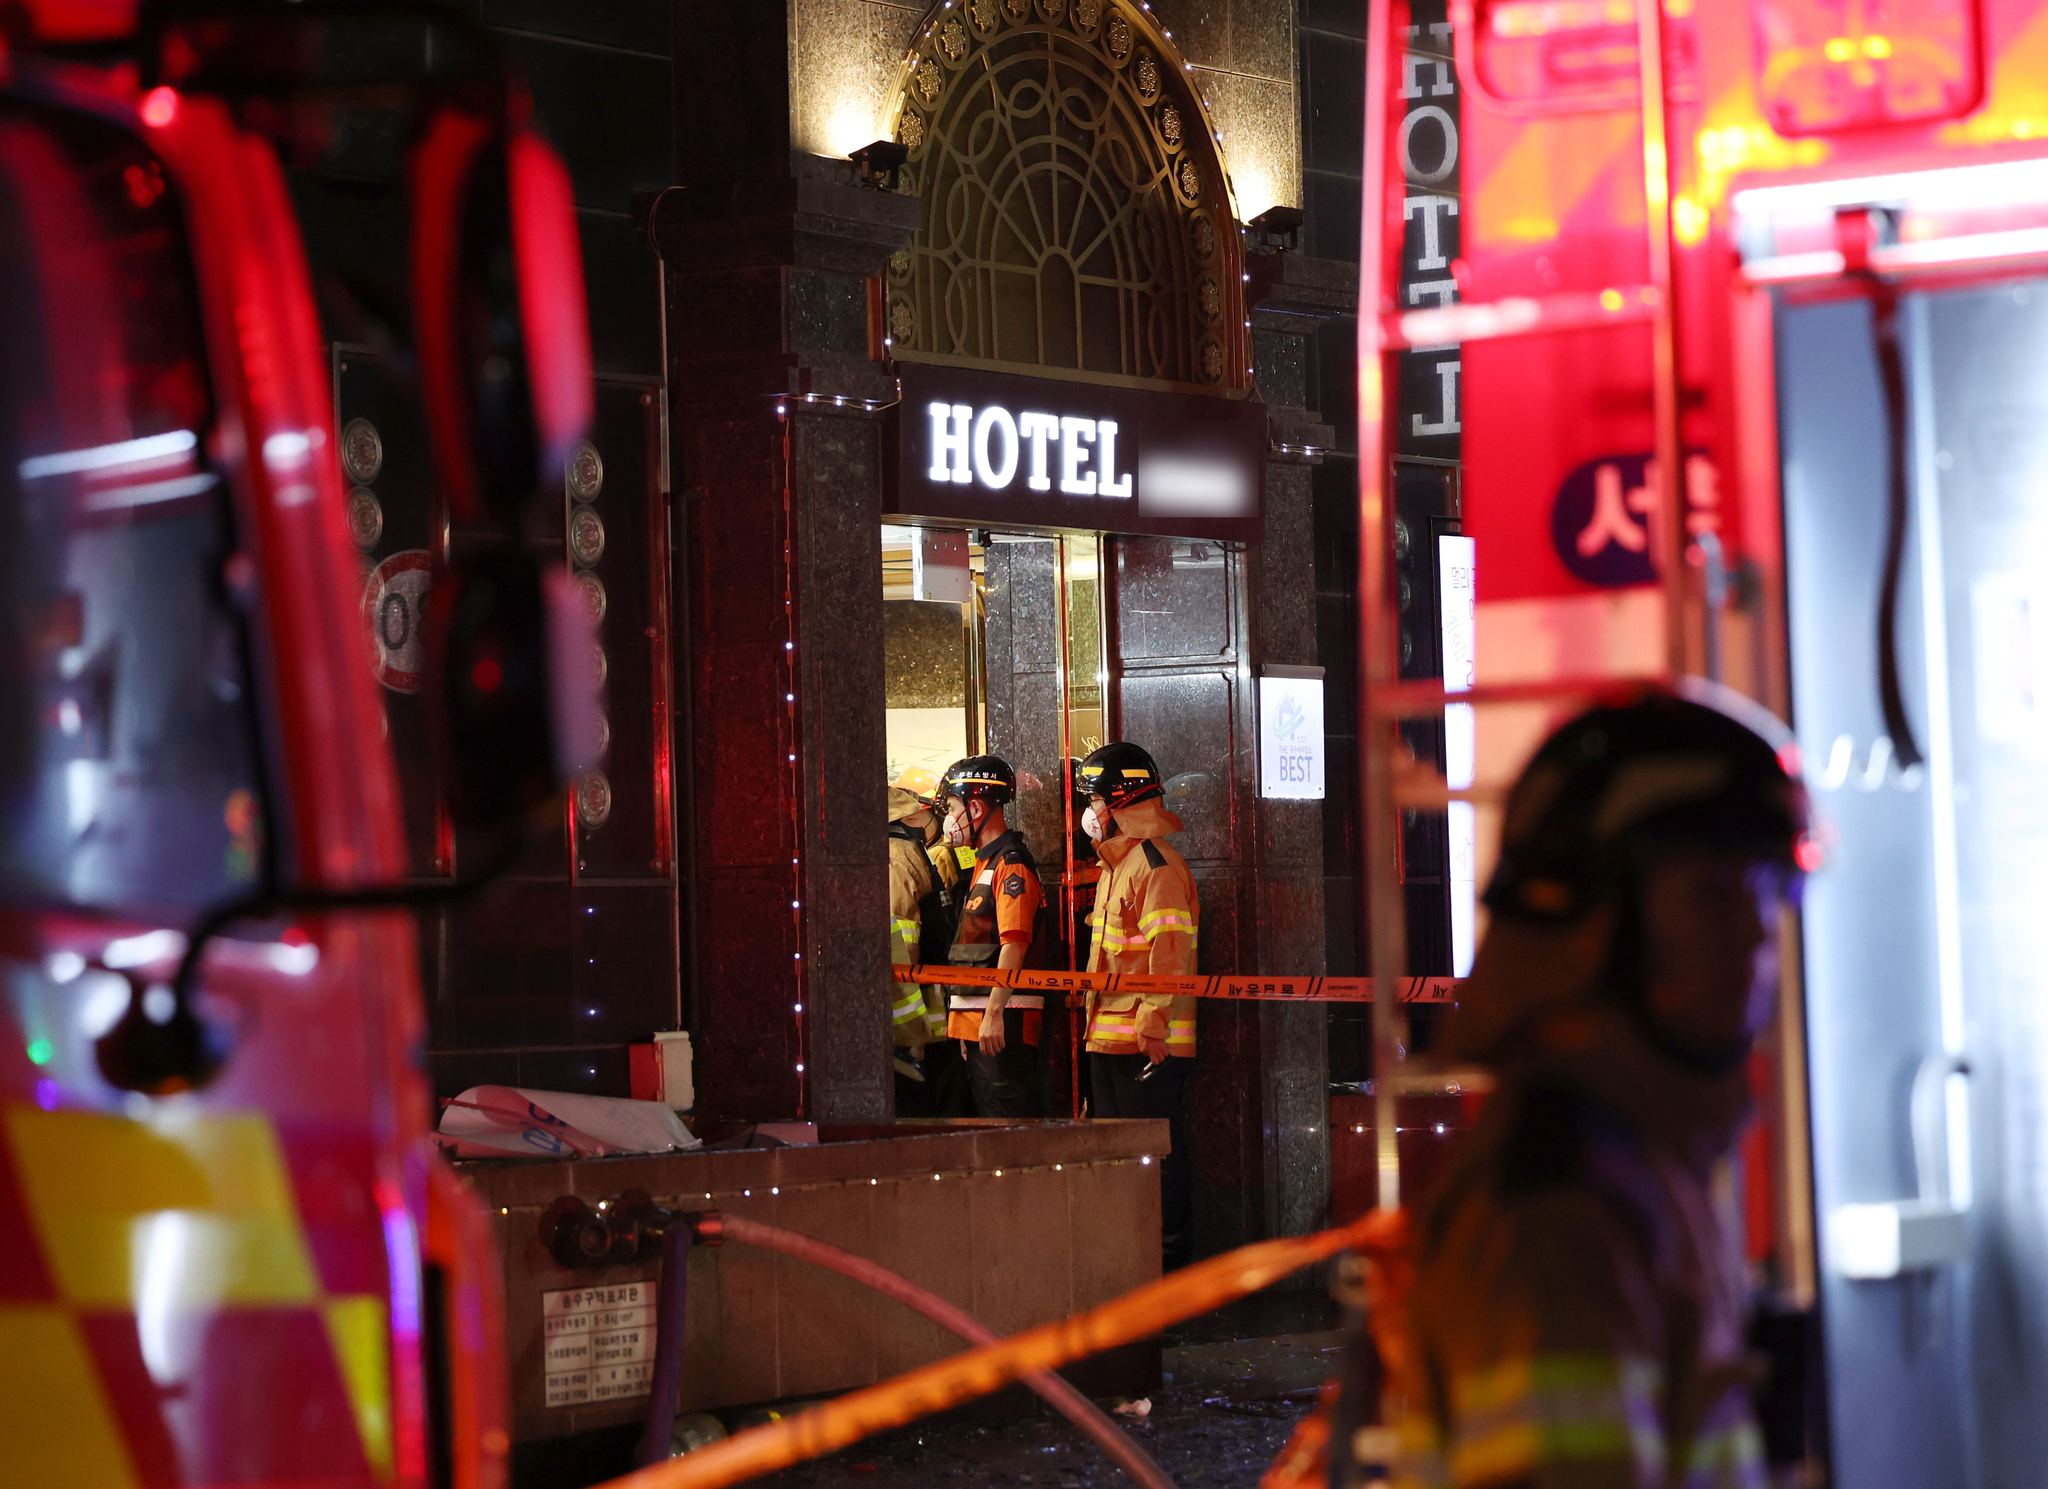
941;831;1047;1045
887;828;948;1045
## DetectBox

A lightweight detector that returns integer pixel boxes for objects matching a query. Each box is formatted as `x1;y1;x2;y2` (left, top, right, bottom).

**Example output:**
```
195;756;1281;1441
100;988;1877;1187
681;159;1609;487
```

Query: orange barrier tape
892;964;1461;1004
599;1213;1383;1489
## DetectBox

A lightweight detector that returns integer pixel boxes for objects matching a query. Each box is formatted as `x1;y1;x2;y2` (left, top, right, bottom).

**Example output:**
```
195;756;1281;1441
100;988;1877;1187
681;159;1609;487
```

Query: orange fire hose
715;1215;1175;1489
594;1211;1383;1489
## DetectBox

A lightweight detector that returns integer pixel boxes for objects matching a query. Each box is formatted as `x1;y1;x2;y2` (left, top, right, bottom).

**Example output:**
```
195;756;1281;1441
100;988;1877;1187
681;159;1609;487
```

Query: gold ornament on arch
884;0;1247;389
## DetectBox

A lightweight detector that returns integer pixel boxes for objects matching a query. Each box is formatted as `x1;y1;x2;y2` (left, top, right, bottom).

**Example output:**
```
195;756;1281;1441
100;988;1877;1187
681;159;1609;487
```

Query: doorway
882;524;1111;1114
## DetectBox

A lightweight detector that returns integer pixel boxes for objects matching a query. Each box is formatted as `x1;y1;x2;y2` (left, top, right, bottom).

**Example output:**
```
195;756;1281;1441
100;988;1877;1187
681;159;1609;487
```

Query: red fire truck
0;4;594;1485
1345;0;2048;1482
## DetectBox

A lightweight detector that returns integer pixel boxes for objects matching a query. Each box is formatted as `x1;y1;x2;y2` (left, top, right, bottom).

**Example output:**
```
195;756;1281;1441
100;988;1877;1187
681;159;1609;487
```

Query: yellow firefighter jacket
1083;803;1197;1057
1389;967;1766;1489
887;830;946;1047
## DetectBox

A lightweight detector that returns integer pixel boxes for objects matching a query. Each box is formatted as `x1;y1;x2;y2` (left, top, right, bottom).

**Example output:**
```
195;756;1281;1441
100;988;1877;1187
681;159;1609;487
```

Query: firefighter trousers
964;1009;1044;1118
896;1037;974;1118
1089;1052;1194;1271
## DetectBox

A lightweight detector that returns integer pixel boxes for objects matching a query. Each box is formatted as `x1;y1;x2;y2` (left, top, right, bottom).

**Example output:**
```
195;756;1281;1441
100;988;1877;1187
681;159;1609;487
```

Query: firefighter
937;755;1050;1118
1065;757;1103;969
1387;689;1810;1489
893;765;965;901
888;783;971;1117
1078;741;1199;1270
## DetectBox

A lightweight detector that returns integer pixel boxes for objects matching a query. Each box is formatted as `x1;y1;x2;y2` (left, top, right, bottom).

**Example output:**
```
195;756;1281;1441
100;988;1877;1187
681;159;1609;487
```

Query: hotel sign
888;363;1266;544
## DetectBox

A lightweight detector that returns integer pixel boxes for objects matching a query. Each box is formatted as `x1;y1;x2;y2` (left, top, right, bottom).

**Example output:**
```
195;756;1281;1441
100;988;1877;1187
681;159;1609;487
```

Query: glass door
881;525;1110;1115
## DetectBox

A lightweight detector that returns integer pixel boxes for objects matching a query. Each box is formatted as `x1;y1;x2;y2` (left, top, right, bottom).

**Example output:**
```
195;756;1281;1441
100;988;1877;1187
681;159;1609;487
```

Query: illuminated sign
1259;667;1325;801
889;363;1266;543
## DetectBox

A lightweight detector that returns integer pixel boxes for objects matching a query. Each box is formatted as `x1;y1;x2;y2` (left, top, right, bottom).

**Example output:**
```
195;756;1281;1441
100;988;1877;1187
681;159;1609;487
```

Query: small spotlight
849;139;910;191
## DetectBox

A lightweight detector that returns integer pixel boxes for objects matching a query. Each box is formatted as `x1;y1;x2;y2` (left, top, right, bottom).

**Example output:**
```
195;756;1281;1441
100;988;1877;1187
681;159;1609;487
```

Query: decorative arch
882;0;1248;391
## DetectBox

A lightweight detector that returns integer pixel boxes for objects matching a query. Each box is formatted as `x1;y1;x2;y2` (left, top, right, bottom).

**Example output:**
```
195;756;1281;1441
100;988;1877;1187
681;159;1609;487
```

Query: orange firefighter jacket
1083;803;1197;1056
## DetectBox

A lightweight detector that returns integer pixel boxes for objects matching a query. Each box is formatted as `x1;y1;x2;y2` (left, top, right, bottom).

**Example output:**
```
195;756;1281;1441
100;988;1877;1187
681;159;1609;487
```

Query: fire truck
1345;0;2048;1482
0;4;595;1485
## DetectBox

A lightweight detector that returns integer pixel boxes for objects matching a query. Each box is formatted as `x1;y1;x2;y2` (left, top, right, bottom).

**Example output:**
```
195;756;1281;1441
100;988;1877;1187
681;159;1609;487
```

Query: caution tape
890;964;1459;1004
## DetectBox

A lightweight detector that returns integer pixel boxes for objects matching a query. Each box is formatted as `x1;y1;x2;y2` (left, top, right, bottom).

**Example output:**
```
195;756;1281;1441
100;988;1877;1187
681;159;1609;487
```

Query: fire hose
891;964;1460;1004
551;1197;1173;1486
594;1209;1385;1489
716;1214;1176;1489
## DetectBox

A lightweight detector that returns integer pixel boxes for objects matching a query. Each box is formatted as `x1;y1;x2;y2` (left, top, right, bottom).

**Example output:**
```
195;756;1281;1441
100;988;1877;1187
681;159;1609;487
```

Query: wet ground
759;1329;1349;1489
515;1293;1349;1489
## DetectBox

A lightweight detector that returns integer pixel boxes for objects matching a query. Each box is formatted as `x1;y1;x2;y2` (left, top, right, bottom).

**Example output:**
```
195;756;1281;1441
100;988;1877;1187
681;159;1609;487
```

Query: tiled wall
788;0;1302;220
425;1;678;1099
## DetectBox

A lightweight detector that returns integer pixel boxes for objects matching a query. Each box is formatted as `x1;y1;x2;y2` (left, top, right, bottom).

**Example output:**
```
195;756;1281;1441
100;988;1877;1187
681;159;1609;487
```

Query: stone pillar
1250;251;1352;1238
657;9;919;1121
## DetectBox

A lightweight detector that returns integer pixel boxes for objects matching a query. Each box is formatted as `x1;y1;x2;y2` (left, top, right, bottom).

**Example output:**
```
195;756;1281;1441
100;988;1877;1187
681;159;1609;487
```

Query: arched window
883;0;1248;390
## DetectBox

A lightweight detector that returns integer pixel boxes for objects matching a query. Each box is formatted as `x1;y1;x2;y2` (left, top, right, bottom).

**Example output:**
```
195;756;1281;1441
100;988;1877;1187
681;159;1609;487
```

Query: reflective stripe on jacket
1083;805;1197;1056
887;834;945;1045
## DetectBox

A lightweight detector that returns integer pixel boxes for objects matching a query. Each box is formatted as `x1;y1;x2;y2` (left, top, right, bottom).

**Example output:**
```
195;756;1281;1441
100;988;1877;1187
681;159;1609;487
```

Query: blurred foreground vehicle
0;3;592;1485
1301;2;2048;1486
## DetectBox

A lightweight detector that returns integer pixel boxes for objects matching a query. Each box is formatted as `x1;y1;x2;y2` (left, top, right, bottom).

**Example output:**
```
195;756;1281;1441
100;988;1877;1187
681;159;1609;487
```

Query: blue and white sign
1259;668;1325;801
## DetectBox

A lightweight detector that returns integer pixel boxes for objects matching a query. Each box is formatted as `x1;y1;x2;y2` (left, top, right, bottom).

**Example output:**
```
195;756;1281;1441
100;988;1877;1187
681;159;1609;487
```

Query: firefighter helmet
892;765;943;806
1078;742;1165;810
941;755;1016;806
1484;681;1813;925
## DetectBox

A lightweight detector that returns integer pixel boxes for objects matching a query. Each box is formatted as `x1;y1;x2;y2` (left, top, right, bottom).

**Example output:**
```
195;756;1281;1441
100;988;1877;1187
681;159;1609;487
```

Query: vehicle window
0;103;270;921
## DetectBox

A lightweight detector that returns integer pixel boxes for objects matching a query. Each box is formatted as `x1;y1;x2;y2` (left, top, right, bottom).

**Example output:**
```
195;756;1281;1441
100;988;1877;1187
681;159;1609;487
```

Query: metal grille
884;0;1245;389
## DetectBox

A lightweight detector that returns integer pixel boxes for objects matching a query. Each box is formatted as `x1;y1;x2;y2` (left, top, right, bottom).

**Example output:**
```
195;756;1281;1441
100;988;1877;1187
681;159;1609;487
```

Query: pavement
755;1331;1352;1489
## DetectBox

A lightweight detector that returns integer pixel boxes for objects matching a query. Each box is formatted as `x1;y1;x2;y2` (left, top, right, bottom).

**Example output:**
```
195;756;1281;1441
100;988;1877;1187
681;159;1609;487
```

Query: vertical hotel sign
1398;0;1460;458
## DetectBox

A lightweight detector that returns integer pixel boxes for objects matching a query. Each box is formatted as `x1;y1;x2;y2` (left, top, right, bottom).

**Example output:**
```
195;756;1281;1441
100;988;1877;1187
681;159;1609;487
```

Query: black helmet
1485;682;1813;925
1078;742;1164;810
942;755;1016;806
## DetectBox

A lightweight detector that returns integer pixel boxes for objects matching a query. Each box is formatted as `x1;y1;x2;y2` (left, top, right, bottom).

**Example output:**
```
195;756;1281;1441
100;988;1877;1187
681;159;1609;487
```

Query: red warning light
471;656;503;694
1752;0;1982;135
1473;0;1643;109
139;87;180;129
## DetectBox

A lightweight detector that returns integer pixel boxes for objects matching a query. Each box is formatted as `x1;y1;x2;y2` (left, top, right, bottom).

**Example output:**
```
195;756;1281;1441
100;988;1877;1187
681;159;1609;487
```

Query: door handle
1831;1051;1972;1279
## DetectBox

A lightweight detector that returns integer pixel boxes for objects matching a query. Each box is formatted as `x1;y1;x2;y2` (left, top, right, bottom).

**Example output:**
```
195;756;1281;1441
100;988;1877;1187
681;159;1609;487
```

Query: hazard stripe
894;965;1460;1003
0;1306;141;1488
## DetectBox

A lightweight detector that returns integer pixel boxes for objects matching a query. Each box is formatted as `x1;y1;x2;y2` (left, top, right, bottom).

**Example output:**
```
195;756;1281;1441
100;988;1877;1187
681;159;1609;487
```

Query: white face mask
944;801;977;847
1081;805;1111;842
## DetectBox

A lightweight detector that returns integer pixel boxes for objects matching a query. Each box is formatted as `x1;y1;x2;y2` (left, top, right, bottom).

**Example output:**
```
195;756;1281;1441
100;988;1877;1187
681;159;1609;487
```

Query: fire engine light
140;87;179;128
1753;1;1980;134
1599;288;1625;312
1796;833;1826;873
103;929;184;969
994;1169;1003;1177
1673;196;1709;246
27;1039;52;1066
1141;1156;1152;1165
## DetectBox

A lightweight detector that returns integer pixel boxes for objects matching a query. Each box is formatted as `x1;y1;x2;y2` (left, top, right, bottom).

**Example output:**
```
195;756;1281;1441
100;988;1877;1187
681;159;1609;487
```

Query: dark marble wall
287;1;679;1101
659;8;917;1123
885;603;968;710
